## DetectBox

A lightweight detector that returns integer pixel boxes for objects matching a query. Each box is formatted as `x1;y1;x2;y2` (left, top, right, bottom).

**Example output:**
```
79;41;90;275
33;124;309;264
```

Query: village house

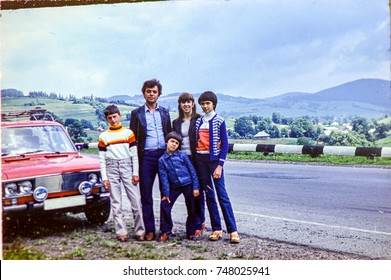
253;131;270;140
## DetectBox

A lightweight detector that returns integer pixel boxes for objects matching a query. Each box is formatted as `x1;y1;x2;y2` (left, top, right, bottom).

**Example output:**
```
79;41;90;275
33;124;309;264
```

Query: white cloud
1;0;389;98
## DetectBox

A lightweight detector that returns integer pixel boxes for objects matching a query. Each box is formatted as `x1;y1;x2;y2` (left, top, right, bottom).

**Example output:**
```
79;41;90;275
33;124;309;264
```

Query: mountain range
108;78;391;119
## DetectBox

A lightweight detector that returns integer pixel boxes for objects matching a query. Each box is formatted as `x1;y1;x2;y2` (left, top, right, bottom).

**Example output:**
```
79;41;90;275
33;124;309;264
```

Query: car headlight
79;181;92;195
18;181;33;194
5;183;18;196
88;173;98;184
33;186;48;202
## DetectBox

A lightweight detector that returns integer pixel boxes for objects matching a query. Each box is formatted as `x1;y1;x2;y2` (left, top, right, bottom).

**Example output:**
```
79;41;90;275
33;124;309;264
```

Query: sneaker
157;233;170;242
195;222;205;237
145;232;155;241
187;235;198;241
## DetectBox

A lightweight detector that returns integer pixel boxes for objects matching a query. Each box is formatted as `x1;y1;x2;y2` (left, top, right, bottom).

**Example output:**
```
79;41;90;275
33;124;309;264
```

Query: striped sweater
98;123;139;181
196;112;229;166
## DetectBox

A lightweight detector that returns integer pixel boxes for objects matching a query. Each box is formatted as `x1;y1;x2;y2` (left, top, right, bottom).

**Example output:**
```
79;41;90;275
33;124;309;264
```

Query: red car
1;109;110;228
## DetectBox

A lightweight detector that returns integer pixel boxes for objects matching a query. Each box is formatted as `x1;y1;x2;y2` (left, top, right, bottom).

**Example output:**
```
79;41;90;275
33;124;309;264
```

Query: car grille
35;175;63;193
33;172;96;193
62;172;92;191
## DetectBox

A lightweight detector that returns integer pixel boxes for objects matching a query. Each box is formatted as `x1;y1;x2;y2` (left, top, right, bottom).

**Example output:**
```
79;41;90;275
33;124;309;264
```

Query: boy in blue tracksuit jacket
157;131;200;241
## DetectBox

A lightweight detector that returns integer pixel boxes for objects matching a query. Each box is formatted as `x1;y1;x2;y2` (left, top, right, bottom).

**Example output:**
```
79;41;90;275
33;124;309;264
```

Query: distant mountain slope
311;79;390;107
110;78;390;118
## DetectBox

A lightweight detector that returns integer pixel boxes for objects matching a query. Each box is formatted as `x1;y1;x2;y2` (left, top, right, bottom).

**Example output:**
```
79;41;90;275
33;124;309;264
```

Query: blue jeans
196;154;237;233
140;149;165;234
159;184;196;237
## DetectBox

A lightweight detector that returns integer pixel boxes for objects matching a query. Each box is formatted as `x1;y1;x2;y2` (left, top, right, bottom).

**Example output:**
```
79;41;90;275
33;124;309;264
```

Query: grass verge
228;152;391;165
82;148;391;166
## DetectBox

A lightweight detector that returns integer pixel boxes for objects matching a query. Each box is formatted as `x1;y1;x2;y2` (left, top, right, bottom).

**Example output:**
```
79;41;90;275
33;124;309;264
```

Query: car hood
1;153;100;181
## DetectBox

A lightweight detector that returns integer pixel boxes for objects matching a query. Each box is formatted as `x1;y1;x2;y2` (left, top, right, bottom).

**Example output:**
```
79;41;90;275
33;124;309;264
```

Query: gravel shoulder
2;212;370;260
3;160;383;260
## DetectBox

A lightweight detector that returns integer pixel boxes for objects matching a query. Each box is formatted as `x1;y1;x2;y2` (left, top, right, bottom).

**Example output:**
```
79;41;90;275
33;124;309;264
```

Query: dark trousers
159;184;196;237
188;155;205;231
140;149;165;234
194;191;205;230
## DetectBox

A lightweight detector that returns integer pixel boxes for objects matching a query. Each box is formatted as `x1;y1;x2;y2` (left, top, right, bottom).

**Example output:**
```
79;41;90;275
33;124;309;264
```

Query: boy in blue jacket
157;131;200;241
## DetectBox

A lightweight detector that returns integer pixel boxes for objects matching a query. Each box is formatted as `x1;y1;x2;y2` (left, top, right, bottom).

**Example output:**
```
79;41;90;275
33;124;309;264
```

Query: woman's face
180;100;194;115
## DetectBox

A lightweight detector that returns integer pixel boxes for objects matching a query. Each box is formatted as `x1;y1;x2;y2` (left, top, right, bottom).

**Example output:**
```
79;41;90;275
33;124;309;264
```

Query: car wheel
84;200;111;225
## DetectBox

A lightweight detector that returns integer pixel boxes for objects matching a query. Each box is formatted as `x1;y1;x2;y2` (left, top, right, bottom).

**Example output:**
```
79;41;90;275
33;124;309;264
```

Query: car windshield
1;125;77;156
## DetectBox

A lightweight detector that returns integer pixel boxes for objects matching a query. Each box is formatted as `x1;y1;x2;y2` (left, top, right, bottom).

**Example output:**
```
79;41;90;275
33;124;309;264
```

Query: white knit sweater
98;123;139;180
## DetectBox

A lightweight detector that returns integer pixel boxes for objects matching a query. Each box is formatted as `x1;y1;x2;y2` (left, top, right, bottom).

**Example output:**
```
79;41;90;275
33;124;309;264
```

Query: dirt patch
2;213;369;260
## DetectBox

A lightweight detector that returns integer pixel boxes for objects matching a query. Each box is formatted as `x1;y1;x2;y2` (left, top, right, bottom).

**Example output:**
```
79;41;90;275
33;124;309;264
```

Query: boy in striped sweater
98;105;145;242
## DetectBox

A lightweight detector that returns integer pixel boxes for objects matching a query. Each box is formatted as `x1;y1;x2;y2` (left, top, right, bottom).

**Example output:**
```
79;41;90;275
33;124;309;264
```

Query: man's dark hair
141;79;162;96
104;104;121;117
198;91;218;110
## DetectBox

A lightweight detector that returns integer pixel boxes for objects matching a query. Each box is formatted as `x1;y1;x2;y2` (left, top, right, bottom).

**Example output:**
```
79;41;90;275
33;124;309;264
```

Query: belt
143;149;165;154
106;158;131;163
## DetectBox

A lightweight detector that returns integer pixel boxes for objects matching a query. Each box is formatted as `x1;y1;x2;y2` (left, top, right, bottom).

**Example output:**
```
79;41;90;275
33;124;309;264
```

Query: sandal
209;230;223;241
229;231;240;244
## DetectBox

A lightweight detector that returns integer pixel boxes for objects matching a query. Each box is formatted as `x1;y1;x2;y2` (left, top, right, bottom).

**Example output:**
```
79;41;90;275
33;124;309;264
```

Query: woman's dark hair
177;92;200;121
198;91;217;110
141;79;162;96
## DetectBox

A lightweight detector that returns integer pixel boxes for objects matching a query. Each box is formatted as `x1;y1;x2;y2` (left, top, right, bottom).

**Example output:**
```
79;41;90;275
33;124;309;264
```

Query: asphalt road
149;160;391;259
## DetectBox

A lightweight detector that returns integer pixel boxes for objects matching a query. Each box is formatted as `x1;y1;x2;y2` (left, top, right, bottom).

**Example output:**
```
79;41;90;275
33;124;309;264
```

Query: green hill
1;96;180;142
378;116;391;124
1;96;137;127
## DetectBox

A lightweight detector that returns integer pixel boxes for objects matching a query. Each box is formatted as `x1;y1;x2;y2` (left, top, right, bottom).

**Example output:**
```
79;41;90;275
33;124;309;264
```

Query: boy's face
199;100;214;114
106;113;121;126
166;138;180;153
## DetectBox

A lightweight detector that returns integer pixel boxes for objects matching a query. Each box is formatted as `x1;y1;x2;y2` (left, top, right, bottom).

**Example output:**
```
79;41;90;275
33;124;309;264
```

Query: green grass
81;148;391;165
186;244;210;253
229;138;298;145
2;97;98;125
228;152;391;165
378;116;391;124
375;136;391;147
85;129;103;142
3;240;48;260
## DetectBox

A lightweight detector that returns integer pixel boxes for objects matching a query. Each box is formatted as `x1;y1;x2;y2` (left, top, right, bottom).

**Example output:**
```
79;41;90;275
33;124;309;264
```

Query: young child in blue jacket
157;131;200;241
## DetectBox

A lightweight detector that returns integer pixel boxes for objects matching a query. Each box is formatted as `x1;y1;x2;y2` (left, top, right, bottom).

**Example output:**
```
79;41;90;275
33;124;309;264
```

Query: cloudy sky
1;0;389;99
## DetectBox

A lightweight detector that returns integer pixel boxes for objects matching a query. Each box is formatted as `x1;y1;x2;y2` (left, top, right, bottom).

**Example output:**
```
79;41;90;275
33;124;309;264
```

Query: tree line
2;89;390;146
231;113;391;147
